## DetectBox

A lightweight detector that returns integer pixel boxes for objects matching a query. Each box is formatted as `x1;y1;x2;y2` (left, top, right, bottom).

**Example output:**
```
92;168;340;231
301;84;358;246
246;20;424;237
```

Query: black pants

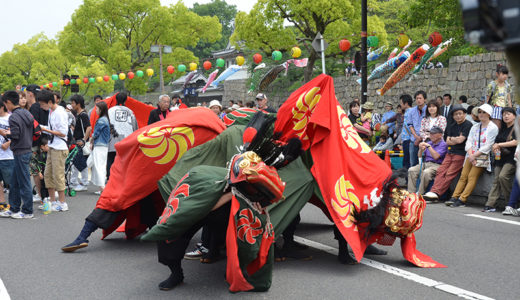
157;202;230;266
106;151;116;180
282;213;301;242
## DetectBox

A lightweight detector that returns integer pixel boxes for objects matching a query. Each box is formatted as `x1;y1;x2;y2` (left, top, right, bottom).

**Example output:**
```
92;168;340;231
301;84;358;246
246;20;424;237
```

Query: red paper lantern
128;71;135;79
203;60;212;70
103;75;110;82
82;77;88;84
339;39;351;52
167;65;175;74
64;79;70;85
429;32;442;47
48;83;53;88
253;53;262;64
40;85;44;89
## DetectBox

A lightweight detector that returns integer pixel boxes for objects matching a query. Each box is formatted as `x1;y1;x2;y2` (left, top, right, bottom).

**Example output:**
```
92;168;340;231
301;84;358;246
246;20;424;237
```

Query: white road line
465;214;520;226
293;236;494;300
0;276;11;300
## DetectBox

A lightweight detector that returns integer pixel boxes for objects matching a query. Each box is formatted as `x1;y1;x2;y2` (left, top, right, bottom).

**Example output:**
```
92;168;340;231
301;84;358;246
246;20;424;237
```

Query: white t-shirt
108;106;138;152
0;114;13;160
47;106;69;150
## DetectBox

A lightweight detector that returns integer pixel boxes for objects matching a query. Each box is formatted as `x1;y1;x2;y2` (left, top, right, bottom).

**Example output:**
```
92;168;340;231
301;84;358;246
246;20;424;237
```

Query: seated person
407;126;447;194
373;125;394;152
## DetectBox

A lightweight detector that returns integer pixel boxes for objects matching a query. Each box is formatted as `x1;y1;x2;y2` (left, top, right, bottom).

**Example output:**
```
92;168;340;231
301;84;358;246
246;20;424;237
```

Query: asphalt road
1;186;518;300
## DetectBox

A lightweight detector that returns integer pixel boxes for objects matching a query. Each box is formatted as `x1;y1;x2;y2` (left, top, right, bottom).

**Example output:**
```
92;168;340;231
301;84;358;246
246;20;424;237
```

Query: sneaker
73;185;88;192
11;212;34;219
482;206;496;213
502;206;518;216
33;194;42;203
184;244;209;260
51;202;69;212
445;198;457;206
451;199;466;207
94;191;102;195
0;210;13;217
423;192;439;202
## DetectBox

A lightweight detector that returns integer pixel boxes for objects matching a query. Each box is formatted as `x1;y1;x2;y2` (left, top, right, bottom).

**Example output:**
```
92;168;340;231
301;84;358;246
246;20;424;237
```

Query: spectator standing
435;96;443;107
419;100;447;141
483;107;517;212
170;94;181;111
88;95;103;117
0;99;13;211
446;104;498;207
381;102;396;135
255;93;277;113
39;90;70;212
408;91;427;167
30;137;49;204
0;91;34;219
91;102;111;195
148;94;171;125
502;143;520;215
441;93;455;133
70;95;91;191
208;100;225;119
486;65;512;124
400;94;413;169
107;92;138;179
407;126;447;194
458;95;469;110
424;105;473;203
18;91;29;110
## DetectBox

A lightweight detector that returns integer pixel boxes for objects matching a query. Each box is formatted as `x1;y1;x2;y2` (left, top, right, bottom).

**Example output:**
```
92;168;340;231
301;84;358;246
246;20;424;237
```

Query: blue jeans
9;152;33;214
410;142;419;167
507;178;520;208
402;140;411;170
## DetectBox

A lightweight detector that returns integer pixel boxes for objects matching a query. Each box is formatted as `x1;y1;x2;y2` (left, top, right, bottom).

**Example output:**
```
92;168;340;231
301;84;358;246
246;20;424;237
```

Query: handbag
83;141;92;156
86;152;94;168
499;127;514;156
474;124;490;168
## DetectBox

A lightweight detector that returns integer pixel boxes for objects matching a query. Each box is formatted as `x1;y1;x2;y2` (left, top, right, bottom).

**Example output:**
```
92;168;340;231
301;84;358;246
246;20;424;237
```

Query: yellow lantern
189;62;197;71
397;34;409;48
59;79;64;85
96;76;103;83
146;68;154;76
291;46;302;58
236;55;245;66
119;72;126;80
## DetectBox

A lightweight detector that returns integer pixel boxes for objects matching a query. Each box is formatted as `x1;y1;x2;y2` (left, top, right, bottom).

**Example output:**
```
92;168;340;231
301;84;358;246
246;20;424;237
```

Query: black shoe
282;244;312;261
274;245;286;262
158;272;184;291
337;237;357;265
482;206;496;212
364;244;388;255
445;198;457;206
451;199;466;207
284;240;309;250
61;238;89;252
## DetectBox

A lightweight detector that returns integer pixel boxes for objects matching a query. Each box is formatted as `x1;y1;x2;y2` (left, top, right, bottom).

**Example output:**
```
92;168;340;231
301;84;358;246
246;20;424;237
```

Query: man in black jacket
0;91;35;219
148;94;171;125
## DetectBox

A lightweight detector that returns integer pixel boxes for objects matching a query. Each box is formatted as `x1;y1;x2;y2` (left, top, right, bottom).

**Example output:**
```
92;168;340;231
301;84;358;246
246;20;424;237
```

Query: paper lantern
189;62;197;71
71;79;77;85
89;77;95;83
119;73;126;80
291;47;302;58
48;83;53;88
64;79;70;85
136;70;144;77
146;68;154;76
216;58;225;68
83;77;89;84
111;74;118;81
253;53;262;64
96;76;103;83
339;39;351;52
127;72;135;79
166;65;174;74
178;64;186;72
103;75;110;82
40;85;44;89
203;60;212;70
367;36;379;48
59;80;64;85
272;50;282;61
429;32;442;47
52;82;57;87
236;55;245;66
397;34;409;48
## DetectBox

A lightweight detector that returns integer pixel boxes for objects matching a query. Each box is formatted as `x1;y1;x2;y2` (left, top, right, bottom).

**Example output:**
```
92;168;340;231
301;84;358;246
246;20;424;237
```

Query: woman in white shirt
447;104;498;207
420;100;447;141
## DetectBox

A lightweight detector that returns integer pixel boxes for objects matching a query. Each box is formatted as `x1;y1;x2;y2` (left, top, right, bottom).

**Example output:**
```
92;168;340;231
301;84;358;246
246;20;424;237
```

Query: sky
0;0;254;55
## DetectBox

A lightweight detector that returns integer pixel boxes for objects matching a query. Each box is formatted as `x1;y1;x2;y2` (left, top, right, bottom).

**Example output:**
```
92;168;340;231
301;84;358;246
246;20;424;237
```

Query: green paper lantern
52;82;58;87
272;50;282;61
71;79;77;84
136;70;144;77
89;77;95;83
367;36;379;48
112;74;118;80
216;58;225;68
178;64;186;72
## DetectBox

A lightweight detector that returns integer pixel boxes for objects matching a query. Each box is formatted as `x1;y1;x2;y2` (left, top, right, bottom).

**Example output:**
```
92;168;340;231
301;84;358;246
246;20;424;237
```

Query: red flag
90;93;155;131
274;74;392;261
95;108;225;238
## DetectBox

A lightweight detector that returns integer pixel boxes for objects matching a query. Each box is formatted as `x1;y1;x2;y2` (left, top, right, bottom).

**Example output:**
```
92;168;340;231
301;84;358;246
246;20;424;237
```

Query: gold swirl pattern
336;105;371;154
291;87;321;142
137;126;195;165
331;175;361;229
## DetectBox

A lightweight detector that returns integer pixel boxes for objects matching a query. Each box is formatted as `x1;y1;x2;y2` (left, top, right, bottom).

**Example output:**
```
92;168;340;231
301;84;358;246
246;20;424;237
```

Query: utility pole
312;32;329;75
151;45;172;94
361;0;368;104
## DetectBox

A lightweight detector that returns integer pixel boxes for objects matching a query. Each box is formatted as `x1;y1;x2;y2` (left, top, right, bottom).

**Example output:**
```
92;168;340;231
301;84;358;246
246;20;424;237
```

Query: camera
460;0;520;50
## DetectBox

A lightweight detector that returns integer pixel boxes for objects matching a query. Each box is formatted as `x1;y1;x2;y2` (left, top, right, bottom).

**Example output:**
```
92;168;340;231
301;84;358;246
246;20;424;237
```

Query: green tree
189;0;238;60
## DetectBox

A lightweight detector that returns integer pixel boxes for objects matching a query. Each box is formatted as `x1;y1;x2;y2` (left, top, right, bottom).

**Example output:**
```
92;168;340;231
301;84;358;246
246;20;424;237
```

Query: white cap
256;93;266;100
209;99;222;109
231;104;240;110
478;103;493;116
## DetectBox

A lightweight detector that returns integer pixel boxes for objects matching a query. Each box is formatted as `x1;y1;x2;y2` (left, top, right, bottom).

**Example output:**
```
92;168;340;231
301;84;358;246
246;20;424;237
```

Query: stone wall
223;52;515;112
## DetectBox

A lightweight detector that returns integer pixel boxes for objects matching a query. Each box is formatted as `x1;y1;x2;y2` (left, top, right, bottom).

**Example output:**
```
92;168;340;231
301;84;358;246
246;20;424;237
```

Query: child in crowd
30;137;50;207
0;99;13;212
361;102;374;131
